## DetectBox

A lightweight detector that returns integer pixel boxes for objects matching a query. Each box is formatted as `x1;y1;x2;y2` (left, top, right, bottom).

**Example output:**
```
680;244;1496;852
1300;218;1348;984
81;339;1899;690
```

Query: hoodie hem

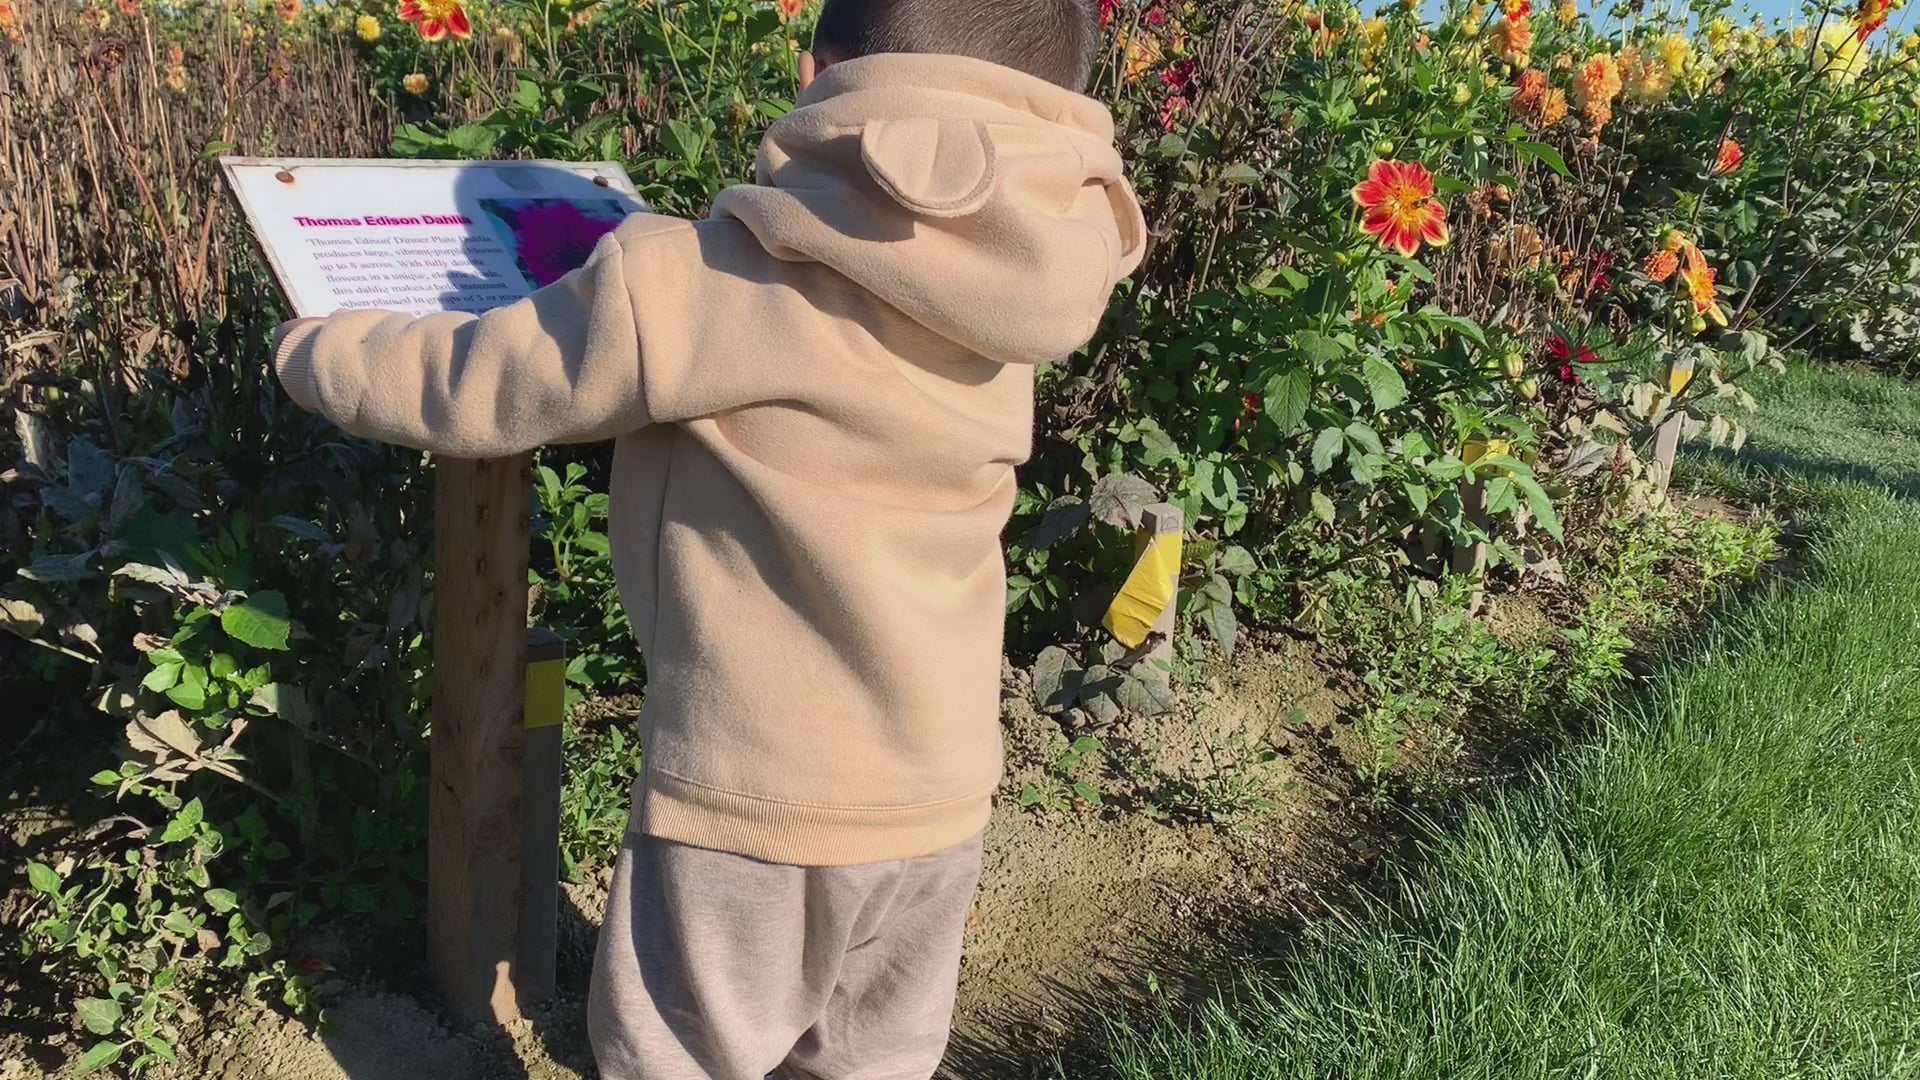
637;770;996;867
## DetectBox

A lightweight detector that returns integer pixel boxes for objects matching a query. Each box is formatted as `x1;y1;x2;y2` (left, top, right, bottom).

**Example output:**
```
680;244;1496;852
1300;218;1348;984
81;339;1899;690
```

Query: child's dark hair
813;0;1099;92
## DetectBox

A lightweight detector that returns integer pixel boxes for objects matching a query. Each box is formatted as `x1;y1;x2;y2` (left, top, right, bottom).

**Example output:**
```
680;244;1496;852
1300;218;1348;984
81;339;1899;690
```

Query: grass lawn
1101;363;1920;1079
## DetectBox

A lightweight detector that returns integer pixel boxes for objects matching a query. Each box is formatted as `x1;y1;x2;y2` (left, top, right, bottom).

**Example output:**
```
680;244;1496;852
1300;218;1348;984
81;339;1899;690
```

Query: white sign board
220;157;648;318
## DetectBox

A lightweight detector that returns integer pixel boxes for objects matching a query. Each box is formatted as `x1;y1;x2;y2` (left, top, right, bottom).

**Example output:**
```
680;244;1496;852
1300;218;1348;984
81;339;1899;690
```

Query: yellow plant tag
1664;363;1694;395
1461;438;1512;467
524;656;566;729
1102;530;1183;648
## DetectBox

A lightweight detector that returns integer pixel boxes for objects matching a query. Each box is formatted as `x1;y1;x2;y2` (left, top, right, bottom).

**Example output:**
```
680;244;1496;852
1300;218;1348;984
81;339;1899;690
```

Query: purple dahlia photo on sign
476;197;632;290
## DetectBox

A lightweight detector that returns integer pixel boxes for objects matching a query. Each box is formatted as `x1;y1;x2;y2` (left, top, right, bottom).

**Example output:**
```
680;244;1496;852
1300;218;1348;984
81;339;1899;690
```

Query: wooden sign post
218;158;637;1027
427;454;565;1024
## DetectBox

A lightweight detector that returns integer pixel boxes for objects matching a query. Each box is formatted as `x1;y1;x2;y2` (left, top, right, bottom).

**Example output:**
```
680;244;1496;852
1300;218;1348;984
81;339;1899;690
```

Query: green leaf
76;1042;124;1076
1138;422;1182;467
142;1036;178;1064
1518;477;1564;541
1310;427;1346;473
444;122;501;159
1291;331;1348;367
1196;575;1238;655
161;798;205;844
535;464;562;508
1031;497;1092;549
1032;646;1084;714
21;553;95;582
1484;476;1519;514
1514;139;1570;177
221;591;291;651
1005;574;1034;613
27;861;60;895
1344;422;1385;457
165;679;208;711
1218;545;1257;576
1361;356;1408;412
1090;472;1157;528
1404;481;1430;515
1071;780;1103;806
1261;369;1311;434
68;439;115;495
1310;490;1337;525
204;888;239;914
142;661;183;693
1219;162;1261;184
1119;666;1177;715
1416;306;1487;346
77;998;123;1037
663;119;707;165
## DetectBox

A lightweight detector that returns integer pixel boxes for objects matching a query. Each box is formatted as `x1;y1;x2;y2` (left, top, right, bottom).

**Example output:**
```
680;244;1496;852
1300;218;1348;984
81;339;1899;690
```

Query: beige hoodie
275;54;1146;865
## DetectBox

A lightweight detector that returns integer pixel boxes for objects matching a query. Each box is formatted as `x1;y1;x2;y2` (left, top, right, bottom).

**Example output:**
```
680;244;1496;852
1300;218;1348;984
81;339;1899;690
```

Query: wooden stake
1650;412;1684;489
518;627;566;1010
1140;504;1183;667
1650;354;1695;490
1451;480;1488;615
428;454;536;1025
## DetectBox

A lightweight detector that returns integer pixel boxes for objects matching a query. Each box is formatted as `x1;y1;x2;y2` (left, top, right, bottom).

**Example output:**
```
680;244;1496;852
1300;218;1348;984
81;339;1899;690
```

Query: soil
4;509;1764;1080
4;634;1389;1080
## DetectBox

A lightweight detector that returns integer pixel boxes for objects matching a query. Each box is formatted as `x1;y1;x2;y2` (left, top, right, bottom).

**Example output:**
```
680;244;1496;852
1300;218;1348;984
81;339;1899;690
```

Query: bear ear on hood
860;117;998;218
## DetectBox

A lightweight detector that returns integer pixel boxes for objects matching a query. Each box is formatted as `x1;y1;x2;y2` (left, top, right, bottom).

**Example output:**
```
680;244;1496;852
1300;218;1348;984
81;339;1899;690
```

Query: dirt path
130;639;1376;1080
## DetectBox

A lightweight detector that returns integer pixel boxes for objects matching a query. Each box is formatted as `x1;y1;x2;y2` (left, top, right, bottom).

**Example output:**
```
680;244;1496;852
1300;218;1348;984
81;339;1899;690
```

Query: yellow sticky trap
1460;438;1511;465
1102;529;1183;648
1663;363;1695;396
524;657;566;729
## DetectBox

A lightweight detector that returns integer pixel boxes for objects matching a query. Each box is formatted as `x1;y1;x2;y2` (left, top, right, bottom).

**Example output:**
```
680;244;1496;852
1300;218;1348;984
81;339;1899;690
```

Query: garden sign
222;157;647;1024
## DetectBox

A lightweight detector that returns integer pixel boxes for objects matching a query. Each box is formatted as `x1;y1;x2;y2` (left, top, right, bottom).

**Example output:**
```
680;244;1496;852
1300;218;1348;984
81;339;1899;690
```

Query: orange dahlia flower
1572;54;1621;107
1511;69;1562;127
1541;88;1568;125
1571;53;1622;131
1714;137;1743;174
1490;15;1534;67
398;0;470;41
1680;244;1727;326
1353;160;1451;257
1643;249;1679;282
1513;69;1547;107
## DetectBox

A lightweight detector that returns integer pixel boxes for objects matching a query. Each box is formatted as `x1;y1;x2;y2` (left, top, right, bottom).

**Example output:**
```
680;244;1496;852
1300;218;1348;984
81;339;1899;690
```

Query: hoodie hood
710;53;1147;366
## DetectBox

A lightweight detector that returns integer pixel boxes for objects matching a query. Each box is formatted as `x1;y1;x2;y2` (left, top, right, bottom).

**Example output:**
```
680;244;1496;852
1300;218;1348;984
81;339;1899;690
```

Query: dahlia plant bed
2;0;1917;1074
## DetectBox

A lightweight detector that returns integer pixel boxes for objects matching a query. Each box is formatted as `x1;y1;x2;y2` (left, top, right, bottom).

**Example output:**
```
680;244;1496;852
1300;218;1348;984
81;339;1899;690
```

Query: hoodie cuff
274;323;326;415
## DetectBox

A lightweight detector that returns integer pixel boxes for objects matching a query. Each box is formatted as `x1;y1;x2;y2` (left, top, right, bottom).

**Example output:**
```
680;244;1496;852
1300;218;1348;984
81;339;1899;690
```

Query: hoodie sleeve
273;225;652;459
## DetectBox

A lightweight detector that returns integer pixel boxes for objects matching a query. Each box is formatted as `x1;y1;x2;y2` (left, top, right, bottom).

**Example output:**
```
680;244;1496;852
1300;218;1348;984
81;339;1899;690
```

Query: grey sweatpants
587;832;985;1080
